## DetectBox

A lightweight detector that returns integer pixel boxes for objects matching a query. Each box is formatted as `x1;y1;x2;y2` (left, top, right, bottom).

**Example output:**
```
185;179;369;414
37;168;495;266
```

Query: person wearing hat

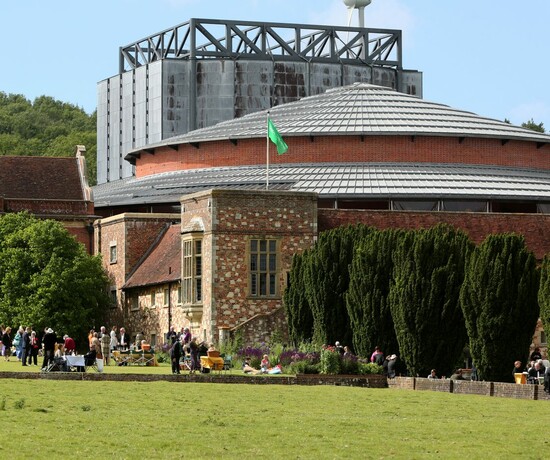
41;328;57;370
387;354;398;378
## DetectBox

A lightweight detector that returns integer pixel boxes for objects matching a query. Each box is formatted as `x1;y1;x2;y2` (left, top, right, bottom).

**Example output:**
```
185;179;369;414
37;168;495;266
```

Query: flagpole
266;111;270;190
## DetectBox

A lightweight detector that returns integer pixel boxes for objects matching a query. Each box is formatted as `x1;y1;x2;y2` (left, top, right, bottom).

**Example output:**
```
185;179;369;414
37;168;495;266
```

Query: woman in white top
109;326;118;351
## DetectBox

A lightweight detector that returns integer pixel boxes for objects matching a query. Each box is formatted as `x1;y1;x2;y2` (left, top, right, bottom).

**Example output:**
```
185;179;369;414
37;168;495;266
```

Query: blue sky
1;0;549;130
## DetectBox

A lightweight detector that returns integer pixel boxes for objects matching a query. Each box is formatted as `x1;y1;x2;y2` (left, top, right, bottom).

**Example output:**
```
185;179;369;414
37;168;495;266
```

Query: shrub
287;360;320;374
279;350;320;367
340;355;360;375
359;362;384;375
320;347;341;375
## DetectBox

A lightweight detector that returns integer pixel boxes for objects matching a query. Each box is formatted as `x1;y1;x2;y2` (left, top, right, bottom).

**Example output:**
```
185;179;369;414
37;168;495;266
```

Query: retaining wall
389;377;550;401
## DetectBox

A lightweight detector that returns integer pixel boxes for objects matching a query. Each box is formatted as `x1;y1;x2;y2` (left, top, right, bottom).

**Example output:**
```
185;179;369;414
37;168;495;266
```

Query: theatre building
93;84;550;348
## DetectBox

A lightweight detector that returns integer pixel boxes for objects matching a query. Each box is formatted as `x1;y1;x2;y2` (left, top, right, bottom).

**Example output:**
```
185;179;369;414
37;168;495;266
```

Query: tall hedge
460;234;539;382
346;228;402;358
540;255;550;338
304;224;372;348
389;224;472;377
283;250;314;346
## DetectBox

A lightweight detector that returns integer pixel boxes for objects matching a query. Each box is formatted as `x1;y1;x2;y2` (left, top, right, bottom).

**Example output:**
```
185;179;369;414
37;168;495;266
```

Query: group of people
168;327;213;375
513;348;550;392
0;324;59;369
369;346;399;378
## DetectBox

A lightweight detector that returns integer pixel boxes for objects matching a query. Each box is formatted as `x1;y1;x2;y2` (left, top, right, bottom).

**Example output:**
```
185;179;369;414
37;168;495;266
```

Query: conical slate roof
127;83;550;158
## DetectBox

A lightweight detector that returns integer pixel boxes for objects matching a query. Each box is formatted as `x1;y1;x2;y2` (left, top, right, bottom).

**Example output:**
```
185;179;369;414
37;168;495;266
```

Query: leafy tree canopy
521;118;545;133
0;212;110;347
0;92;97;184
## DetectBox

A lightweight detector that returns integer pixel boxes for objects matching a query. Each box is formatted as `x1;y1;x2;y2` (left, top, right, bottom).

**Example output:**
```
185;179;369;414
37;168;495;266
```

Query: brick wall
318;209;550;259
95;213;180;330
135;135;550;178
391;377;549;401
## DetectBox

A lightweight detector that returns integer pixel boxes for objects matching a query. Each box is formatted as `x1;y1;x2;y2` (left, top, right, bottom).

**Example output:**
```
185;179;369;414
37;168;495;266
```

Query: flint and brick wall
181;189;317;343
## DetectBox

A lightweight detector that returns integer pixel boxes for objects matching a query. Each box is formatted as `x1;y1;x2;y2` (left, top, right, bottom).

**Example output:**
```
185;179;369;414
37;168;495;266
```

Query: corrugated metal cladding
97;57;422;184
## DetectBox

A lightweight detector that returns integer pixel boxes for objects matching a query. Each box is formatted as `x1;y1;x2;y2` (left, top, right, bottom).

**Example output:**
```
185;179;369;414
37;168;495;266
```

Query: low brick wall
493;382;538;400
415;377;452;393
451;380;493;397
387;377;416;390
0;371;382;387
296;374;387;388
392;376;547;401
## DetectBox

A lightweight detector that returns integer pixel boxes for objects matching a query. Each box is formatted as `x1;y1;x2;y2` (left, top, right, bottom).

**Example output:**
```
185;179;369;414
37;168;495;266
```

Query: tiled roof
0;156;85;200
123;224;181;289
126;83;550;160
93;163;550;208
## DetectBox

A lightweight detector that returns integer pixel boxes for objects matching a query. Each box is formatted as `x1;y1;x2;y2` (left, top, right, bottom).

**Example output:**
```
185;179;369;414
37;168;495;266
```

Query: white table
64;355;85;369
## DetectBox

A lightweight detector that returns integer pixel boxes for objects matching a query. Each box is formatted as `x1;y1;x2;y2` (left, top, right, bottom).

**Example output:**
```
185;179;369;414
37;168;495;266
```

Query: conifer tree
389;224;472;377
346;228;402;358
283;250;314;345
540;255;550;338
460;234;539;382
304;224;371;347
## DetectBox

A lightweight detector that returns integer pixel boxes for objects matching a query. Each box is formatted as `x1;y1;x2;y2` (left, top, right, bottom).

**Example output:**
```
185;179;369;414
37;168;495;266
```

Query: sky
1;0;549;130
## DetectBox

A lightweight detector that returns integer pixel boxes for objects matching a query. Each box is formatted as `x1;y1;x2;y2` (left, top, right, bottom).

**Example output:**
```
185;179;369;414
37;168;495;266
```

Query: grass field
0;356;548;460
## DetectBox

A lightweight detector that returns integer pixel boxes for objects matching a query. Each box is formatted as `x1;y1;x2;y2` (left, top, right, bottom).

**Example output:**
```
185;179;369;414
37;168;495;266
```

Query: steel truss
119;18;402;73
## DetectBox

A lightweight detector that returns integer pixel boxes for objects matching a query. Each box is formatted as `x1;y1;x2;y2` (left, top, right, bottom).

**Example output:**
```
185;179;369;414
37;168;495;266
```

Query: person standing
370;346;385;365
90;332;101;357
170;338;183;374
166;326;177;346
109;326;118;352
100;330;110;365
387;354;398;378
41;328;57;370
14;327;23;361
21;326;31;366
2;327;12;361
189;337;200;374
118;327;130;350
63;335;76;355
28;331;40;366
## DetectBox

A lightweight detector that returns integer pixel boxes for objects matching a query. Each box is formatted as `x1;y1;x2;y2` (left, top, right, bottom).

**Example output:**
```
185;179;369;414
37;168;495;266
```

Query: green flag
268;118;288;154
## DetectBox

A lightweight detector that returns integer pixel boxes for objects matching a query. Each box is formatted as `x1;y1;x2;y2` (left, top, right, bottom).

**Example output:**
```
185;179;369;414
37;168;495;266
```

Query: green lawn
0;361;547;459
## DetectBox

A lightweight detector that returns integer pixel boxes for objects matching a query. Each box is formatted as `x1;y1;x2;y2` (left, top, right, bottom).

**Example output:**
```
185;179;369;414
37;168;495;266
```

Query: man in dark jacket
170;339;183;374
41;328;57;370
21;326;31;367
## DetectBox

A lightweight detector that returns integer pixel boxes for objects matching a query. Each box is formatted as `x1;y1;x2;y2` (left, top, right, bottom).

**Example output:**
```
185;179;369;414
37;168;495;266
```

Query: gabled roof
123;224;181;289
126;83;550;162
0;156;87;200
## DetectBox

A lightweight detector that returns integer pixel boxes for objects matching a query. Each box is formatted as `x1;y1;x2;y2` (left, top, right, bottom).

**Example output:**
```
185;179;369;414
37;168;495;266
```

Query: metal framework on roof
119;18;402;72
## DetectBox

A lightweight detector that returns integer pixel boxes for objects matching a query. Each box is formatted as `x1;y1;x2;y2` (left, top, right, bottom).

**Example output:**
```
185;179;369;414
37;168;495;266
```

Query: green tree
460;234;539;382
0;213;110;347
283;250;314;345
521;118;545;133
0;92;97;184
304;224;371;347
346;228;403;358
389;224;472;377
538;255;550;344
